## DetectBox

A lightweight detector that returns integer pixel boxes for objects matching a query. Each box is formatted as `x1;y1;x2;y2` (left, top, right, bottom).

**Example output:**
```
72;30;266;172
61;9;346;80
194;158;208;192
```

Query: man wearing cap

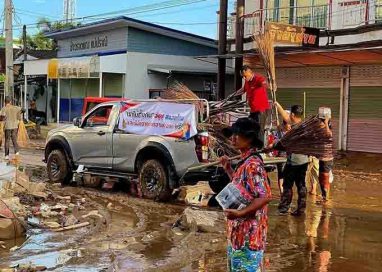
234;65;270;126
219;118;272;271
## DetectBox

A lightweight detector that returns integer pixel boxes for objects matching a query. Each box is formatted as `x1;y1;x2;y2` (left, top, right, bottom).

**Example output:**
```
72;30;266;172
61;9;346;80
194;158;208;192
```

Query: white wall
125;52;225;99
100;53;127;73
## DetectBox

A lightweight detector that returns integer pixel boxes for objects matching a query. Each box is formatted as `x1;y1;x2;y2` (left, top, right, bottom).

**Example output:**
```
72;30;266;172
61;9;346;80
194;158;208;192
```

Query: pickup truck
45;100;212;200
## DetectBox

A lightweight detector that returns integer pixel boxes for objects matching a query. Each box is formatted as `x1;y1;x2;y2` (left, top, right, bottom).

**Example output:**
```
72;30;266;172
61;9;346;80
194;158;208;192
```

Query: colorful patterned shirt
227;149;272;251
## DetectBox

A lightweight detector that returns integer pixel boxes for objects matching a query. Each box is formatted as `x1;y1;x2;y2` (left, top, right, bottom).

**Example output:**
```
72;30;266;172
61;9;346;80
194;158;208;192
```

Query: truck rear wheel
47;149;72;185
139;159;171;201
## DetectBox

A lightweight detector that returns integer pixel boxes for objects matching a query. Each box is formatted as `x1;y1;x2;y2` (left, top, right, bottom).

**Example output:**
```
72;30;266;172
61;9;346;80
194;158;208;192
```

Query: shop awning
198;46;382;68
245;47;382;68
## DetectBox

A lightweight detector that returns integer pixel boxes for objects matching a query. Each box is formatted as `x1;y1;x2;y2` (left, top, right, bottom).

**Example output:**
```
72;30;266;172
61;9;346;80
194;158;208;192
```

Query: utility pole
4;0;14;97
234;0;245;91
217;0;228;100
23;25;27;113
23;25;27;62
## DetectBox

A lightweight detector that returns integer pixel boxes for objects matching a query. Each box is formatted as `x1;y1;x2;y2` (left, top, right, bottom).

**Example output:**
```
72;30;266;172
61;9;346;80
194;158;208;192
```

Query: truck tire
47;149;72;185
139;159;171;201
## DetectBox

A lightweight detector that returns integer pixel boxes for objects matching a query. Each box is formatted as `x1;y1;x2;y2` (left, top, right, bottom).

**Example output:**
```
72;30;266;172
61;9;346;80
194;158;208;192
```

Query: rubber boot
278;188;293;214
319;172;330;201
292;186;307;216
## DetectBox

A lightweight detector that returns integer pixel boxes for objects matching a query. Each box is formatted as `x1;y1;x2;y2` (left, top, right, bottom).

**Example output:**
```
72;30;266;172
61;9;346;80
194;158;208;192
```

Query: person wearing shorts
318;116;334;202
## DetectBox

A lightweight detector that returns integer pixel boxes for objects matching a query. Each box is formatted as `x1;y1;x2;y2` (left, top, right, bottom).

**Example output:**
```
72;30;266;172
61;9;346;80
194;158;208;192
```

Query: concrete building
24;16;233;123
225;0;382;154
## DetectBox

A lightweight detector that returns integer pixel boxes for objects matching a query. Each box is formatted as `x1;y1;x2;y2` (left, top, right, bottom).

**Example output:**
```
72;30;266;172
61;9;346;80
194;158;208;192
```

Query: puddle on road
1;164;382;271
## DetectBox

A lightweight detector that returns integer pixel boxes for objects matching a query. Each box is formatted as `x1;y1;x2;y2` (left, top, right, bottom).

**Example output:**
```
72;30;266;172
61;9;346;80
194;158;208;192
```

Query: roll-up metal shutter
261;66;342;148
276;88;340;149
276;66;342;88
348;65;382;153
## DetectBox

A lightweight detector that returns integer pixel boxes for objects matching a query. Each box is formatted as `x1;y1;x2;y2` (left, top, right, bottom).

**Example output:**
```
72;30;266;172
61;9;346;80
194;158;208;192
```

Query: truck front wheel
47;149;72;185
139;159;171;201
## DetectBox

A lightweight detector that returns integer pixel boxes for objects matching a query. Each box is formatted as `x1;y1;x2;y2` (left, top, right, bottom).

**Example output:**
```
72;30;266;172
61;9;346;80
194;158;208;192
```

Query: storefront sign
265;22;320;47
70;36;108;52
118;101;197;140
57;28;127;58
50;56;100;79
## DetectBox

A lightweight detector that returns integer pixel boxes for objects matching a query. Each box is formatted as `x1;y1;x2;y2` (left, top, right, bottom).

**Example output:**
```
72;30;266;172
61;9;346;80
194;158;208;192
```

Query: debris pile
0;163;107;256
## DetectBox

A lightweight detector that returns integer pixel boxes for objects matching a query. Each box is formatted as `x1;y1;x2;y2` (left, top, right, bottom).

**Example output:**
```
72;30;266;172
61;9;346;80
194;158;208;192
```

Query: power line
15;9;60;19
134;2;218;19
11;0;206;27
11;0;211;30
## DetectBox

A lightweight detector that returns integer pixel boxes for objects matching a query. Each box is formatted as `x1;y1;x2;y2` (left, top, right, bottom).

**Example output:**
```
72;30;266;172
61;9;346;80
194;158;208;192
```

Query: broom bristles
279;116;334;160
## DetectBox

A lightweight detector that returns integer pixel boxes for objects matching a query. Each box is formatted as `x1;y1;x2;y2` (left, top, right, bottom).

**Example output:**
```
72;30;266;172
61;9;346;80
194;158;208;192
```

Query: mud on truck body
44;99;220;200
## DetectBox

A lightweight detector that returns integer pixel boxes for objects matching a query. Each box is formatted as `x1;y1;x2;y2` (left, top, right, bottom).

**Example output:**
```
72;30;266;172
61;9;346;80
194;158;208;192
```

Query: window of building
265;0;328;28
376;0;382;22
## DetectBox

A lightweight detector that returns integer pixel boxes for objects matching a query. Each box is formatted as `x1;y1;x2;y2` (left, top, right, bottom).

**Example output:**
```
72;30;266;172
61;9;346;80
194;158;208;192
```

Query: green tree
23;18;78;50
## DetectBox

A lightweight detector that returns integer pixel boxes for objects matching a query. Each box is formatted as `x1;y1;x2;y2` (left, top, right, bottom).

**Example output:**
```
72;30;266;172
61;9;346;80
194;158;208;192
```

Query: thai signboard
48;56;100;79
118;101;197;140
265;22;320;47
57;28;128;58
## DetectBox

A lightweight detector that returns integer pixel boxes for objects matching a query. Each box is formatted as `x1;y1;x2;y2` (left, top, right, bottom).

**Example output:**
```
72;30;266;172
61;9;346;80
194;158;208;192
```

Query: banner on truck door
118;101;197;140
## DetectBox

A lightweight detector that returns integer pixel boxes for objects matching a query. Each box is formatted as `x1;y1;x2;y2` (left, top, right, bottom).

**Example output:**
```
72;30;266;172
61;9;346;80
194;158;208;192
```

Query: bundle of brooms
253;32;279;125
162;81;239;157
278;116;334;160
163;81;246;117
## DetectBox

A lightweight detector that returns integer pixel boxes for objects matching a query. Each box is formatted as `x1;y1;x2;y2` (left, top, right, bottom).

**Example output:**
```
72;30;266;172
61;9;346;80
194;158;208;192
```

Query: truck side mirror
73;117;81;127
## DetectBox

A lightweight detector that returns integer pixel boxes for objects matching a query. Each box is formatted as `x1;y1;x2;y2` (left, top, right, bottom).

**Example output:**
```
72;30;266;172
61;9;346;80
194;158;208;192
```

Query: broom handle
186;155;241;172
273;87;279;126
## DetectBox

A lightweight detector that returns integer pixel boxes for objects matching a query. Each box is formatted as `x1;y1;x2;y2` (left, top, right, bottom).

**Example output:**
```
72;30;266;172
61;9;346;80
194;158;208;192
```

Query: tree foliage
23;18;78;50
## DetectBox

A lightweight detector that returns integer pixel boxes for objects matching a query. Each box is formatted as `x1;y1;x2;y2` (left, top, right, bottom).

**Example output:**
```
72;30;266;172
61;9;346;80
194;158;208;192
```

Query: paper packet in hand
216;183;249;210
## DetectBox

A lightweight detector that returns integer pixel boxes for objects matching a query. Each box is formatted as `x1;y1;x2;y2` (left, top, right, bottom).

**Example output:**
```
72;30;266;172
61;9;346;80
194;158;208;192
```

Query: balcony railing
228;2;379;40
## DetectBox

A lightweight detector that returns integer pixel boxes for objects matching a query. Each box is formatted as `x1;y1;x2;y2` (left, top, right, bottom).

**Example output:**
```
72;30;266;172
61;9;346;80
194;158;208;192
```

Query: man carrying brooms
271;102;309;216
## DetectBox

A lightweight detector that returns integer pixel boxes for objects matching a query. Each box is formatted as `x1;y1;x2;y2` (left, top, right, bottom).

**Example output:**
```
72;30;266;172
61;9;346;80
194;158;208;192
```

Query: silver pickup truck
45;100;211;200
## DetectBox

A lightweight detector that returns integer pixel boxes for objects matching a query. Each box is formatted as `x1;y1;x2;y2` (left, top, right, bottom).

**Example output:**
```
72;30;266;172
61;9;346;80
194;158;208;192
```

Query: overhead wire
11;0;211;30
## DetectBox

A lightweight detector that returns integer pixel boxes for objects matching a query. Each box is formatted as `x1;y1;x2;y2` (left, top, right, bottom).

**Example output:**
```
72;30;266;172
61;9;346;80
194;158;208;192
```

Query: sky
1;0;234;39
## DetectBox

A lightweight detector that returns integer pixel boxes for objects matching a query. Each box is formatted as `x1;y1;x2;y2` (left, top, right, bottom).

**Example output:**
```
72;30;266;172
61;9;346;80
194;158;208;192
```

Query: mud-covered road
1;151;382;271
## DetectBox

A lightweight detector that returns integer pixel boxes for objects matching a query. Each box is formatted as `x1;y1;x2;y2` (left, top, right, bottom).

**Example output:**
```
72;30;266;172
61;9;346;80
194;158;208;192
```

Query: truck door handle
97;131;106;136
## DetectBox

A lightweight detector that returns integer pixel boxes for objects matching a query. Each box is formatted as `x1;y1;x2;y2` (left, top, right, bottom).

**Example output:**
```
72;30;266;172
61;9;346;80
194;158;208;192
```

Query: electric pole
217;0;228;100
4;0;14;97
234;0;244;91
23;25;27;62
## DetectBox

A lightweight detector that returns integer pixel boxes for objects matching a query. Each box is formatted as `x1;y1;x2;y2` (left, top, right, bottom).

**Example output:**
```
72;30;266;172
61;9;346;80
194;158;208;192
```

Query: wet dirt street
1;151;382;271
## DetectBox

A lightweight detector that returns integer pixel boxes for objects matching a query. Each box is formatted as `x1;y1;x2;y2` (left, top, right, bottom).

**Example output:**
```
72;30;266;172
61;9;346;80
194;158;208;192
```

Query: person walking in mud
0;96;22;160
219;117;272;271
318;110;334;203
273;102;309;216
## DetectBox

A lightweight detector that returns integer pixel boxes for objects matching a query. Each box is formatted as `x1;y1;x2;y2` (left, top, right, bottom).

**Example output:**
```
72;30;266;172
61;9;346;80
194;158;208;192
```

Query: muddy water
1;167;382;271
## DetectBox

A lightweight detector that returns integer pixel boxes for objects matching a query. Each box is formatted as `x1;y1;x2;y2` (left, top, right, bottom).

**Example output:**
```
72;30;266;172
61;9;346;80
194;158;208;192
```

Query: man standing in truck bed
234;65;271;127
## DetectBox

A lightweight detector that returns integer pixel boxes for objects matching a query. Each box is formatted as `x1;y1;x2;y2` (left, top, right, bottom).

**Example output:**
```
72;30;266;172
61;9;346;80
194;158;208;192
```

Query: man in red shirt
234;65;270;125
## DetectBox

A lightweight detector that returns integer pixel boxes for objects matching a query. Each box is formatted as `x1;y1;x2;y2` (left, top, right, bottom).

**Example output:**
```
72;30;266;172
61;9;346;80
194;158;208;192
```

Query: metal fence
228;2;380;39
